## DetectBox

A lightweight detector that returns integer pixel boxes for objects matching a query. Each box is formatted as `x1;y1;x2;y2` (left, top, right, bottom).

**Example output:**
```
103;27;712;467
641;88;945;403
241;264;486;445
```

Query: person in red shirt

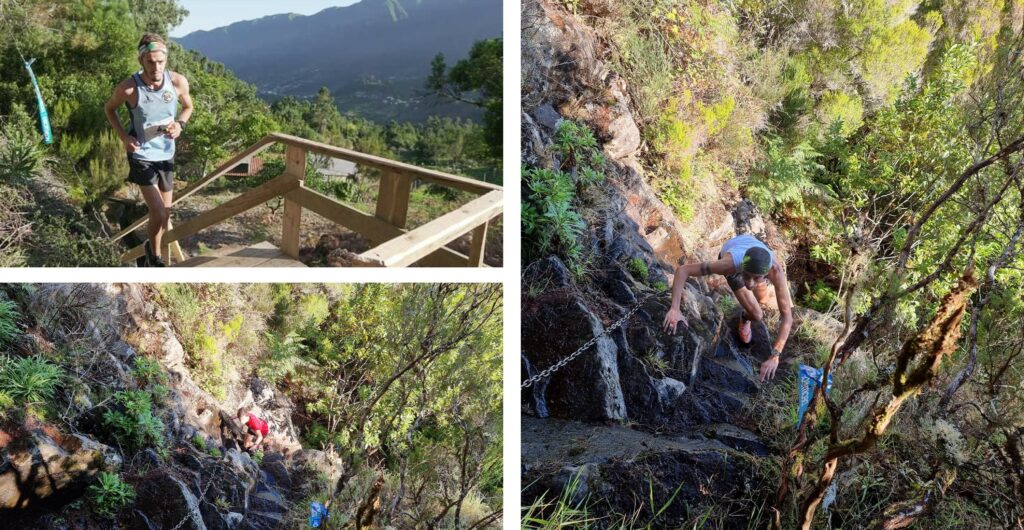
237;408;268;453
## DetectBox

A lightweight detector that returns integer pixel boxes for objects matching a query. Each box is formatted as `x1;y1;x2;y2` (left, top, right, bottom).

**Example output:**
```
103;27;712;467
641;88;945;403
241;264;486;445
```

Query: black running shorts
127;155;174;192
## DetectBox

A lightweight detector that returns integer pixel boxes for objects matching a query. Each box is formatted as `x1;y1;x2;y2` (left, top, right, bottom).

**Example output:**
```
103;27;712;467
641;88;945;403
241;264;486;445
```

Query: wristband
177;120;186;130
770;349;781;359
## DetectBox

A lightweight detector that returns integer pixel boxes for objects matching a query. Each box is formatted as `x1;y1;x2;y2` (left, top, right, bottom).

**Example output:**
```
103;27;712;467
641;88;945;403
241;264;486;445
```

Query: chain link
522;295;651;389
167;462;221;530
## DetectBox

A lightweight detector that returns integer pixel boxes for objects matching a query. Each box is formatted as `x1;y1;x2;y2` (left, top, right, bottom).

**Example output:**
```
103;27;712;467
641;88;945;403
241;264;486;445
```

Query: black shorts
127;155;174;192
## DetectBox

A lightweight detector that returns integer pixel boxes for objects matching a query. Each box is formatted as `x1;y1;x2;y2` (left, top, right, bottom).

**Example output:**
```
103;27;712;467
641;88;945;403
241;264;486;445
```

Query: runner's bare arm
663;257;733;333
104;79;137;148
174;73;193;123
770;264;794;353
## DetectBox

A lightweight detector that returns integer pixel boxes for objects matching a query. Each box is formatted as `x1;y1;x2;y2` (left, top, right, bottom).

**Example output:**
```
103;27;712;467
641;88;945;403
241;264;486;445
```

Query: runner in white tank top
662;234;794;382
104;33;194;267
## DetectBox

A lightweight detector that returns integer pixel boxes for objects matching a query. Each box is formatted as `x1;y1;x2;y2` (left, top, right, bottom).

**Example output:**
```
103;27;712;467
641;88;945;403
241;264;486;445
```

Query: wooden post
468;220;488;266
374;171;412;229
281;145;306;258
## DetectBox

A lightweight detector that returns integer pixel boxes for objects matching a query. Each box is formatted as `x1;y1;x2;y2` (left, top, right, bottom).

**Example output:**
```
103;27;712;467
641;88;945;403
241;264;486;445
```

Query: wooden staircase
111;133;502;267
176;241;306;268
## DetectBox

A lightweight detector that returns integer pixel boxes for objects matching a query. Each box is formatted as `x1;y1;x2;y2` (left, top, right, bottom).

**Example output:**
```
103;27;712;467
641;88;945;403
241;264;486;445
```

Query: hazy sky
170;1;359;37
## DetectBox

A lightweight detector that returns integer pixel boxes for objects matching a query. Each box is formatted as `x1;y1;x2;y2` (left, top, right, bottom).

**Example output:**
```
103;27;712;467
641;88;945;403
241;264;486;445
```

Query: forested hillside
177;0;502;124
0;283;502;528
522;0;1024;527
0;0;500;267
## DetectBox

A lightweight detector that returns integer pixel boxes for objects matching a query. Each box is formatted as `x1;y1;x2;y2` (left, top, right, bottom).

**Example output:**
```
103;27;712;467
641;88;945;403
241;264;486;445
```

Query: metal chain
167;465;219;530
522;295;651;389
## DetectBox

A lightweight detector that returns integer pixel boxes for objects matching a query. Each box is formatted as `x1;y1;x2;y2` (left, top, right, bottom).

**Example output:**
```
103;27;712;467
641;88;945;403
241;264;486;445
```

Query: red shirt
246;414;269;436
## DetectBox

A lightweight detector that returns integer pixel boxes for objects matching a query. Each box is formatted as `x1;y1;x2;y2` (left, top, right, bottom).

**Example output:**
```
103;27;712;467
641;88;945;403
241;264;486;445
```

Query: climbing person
661;233;794;382
103;33;193;267
237;408;269;453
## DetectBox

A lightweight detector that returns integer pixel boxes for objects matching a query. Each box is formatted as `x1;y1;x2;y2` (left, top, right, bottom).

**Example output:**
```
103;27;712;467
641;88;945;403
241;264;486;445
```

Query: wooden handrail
266;133;501;195
359;190;503;267
115;133;501;266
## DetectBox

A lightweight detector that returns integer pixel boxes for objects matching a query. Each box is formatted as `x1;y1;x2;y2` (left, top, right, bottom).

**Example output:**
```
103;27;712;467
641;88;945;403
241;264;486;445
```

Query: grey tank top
127;70;177;162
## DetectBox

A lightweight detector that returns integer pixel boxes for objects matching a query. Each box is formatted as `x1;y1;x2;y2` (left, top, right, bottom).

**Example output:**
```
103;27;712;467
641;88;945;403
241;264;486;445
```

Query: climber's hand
662;307;687;335
759;351;781;382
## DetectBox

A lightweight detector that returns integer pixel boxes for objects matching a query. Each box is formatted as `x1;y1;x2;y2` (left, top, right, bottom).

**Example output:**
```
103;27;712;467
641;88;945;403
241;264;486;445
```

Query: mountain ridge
176;0;502;123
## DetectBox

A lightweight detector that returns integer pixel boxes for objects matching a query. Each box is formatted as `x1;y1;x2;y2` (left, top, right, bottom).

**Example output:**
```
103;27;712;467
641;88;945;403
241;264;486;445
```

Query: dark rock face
0;422;121;510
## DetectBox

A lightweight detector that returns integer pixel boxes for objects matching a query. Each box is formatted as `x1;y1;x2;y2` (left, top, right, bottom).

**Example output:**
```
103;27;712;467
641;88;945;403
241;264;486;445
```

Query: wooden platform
176;241;306;267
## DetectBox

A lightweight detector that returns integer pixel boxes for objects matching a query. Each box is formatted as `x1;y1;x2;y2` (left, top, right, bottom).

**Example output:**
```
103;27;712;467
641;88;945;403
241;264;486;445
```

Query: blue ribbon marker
23;58;53;145
797;364;833;427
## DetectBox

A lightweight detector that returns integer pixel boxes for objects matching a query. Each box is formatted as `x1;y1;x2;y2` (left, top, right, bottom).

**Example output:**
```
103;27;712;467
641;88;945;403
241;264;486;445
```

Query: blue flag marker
310;501;329;527
797;364;833;427
23;58;53;145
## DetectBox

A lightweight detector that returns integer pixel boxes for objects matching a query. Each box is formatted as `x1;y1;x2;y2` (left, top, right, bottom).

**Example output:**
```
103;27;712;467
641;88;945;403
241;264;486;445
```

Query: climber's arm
770;265;794;353
663;258;733;334
254;430;264;448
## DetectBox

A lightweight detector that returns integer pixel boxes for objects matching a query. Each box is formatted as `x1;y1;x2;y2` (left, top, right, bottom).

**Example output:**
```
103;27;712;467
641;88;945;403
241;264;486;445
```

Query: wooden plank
112;135;278;242
179;242;306;268
268;133;502;195
121;175;301;262
285;186;470;266
375;171;399;224
360;190;503;267
281;198;302;259
284;145;306;179
468;220;489;267
391;174;412;228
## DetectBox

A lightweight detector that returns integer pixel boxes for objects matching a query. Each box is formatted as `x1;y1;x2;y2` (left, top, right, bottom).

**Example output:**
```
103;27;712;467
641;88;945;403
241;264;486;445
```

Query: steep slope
520;0;817;526
0;284;343;528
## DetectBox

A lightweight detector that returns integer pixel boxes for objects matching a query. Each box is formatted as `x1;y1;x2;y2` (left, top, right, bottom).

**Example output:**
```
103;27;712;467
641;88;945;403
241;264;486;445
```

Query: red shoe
738;316;752;344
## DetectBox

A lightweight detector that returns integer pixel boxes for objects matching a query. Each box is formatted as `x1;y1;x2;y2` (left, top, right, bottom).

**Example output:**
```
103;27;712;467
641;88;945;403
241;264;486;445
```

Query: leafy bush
0;299;20;345
26;215;121;267
746;137;828;215
102;390;165;452
87;472;136;518
0;108;45;183
258;331;308;384
132;356;166;388
626;257;649;281
0;355;63;407
814;90;864;137
523;121;605;273
191;434;208;452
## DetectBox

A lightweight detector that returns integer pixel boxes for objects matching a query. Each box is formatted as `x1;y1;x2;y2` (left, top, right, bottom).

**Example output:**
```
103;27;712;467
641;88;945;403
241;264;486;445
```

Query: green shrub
87;472;136;518
523;121;606;269
132;356;166;387
626;258;649;281
0;355;63;407
209;447;222;458
258;331;308;384
26;215;121;267
102;390;165;452
0;299;20;345
191;434;208;452
814;90;864;137
0;110;45;183
746;137;827;215
252;450;264;465
803;280;838;313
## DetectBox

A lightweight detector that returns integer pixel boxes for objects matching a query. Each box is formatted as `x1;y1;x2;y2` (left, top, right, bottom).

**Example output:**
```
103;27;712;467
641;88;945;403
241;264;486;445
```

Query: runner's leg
160;187;173;262
139;185;168;258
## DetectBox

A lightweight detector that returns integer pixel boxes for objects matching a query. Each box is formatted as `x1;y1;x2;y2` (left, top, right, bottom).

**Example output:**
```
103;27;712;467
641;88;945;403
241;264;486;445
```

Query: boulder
0;422;121;510
133;470;207;530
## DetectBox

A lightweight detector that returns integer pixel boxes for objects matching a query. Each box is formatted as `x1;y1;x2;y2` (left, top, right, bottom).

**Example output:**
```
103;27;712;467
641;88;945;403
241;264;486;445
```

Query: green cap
741;247;772;275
